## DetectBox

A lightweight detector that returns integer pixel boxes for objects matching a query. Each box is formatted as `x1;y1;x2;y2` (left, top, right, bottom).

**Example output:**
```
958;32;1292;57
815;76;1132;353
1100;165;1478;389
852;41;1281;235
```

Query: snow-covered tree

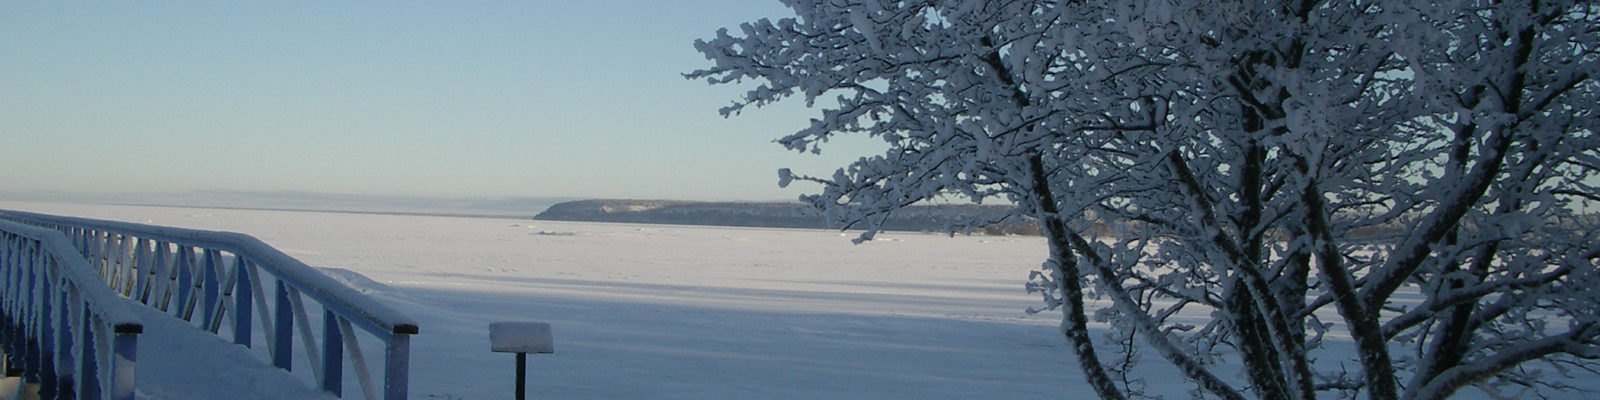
690;1;1600;399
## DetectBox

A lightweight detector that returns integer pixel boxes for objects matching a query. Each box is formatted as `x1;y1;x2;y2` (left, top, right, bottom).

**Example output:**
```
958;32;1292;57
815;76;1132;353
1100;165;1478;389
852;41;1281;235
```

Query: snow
2;201;1590;399
489;322;554;354
0;201;1083;399
128;299;334;400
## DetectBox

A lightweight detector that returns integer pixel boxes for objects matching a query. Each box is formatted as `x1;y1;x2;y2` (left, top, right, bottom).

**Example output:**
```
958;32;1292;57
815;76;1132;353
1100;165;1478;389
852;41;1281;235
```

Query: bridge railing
0;210;419;400
0;219;141;400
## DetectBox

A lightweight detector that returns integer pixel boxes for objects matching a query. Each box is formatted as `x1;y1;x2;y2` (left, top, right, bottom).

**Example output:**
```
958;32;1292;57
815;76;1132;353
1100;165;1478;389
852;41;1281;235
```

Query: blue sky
1;1;875;201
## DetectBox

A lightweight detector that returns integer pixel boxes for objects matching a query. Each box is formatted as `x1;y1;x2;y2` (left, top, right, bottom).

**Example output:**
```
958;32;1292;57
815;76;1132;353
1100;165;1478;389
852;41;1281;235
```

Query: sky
0;1;880;202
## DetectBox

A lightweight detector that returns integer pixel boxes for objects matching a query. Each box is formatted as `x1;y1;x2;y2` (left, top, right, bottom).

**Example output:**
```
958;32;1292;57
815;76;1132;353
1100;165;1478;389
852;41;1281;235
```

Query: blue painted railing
0;219;141;400
0;210;418;400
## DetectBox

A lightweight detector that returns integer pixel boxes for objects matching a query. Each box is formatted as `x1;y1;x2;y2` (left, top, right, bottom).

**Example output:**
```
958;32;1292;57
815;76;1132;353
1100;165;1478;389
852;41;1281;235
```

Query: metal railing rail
0;219;141;400
0;210;418;400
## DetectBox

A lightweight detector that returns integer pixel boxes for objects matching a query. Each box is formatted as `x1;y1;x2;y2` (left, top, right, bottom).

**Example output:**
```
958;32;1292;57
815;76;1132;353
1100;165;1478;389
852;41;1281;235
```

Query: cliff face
533;199;1039;234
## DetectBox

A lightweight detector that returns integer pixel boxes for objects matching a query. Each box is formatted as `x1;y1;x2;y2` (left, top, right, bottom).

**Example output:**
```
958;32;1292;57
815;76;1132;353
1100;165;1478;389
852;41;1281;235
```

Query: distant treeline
534;199;1599;239
532;199;1045;235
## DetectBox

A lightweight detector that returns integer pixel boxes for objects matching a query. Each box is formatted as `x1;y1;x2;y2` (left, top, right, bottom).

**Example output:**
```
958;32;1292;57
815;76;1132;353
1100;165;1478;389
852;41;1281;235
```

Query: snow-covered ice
0;202;1080;399
4;201;1587;399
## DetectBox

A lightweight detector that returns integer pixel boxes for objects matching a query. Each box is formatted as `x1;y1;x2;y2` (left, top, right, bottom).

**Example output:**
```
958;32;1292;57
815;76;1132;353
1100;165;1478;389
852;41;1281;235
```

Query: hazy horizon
1;2;882;201
0;188;815;218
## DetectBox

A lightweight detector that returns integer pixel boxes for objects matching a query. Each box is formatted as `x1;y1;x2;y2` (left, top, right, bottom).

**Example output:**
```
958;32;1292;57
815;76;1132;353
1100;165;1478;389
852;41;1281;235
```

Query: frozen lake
1;201;1084;399
5;201;1592;399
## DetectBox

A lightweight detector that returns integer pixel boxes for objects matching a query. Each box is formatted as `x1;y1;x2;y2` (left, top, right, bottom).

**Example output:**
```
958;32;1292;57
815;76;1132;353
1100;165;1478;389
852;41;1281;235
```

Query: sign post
490;322;554;400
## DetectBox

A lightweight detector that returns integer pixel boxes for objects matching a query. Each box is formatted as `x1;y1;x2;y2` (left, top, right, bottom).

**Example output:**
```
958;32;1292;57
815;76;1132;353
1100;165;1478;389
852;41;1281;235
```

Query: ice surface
2;201;1585;399
0;201;1072;399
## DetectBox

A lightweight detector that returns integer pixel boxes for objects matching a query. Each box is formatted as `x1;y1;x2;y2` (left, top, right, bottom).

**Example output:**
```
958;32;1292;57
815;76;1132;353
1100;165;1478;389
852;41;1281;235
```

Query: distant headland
533;199;1042;235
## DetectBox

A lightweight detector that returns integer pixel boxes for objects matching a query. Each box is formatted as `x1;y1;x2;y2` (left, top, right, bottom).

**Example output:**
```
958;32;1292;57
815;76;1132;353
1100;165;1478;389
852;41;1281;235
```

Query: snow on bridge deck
114;304;332;399
2;305;331;400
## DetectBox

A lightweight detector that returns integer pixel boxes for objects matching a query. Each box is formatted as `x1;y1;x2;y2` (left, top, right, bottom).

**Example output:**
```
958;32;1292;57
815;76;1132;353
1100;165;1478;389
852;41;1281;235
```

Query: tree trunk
1028;155;1127;400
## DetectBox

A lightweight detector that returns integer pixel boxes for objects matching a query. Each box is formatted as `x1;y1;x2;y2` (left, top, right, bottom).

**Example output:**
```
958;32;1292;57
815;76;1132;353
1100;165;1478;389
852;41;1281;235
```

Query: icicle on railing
1;210;418;400
0;219;141;400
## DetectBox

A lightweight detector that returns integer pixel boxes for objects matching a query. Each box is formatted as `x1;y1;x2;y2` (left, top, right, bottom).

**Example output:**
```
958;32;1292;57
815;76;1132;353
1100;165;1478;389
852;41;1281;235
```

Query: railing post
1;319;16;378
273;279;293;370
120;235;133;281
36;258;57;400
54;281;78;400
140;242;167;305
74;229;90;260
106;236;121;292
175;246;194;318
321;310;343;396
111;326;137;400
233;258;253;346
23;242;40;389
1;234;20;377
2;234;22;381
95;233;105;274
201;250;221;329
88;231;105;274
132;239;150;298
384;333;411;400
80;300;101;400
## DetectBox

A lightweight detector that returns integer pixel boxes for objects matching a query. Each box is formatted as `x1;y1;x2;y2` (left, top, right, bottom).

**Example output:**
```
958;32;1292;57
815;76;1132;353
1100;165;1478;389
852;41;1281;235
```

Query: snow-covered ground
3;201;1589;399
0;201;1088;399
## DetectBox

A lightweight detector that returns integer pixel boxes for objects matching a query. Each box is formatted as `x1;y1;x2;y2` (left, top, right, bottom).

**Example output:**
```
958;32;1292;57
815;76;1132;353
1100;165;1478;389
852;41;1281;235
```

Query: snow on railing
0;219;141;400
0;210;419;400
